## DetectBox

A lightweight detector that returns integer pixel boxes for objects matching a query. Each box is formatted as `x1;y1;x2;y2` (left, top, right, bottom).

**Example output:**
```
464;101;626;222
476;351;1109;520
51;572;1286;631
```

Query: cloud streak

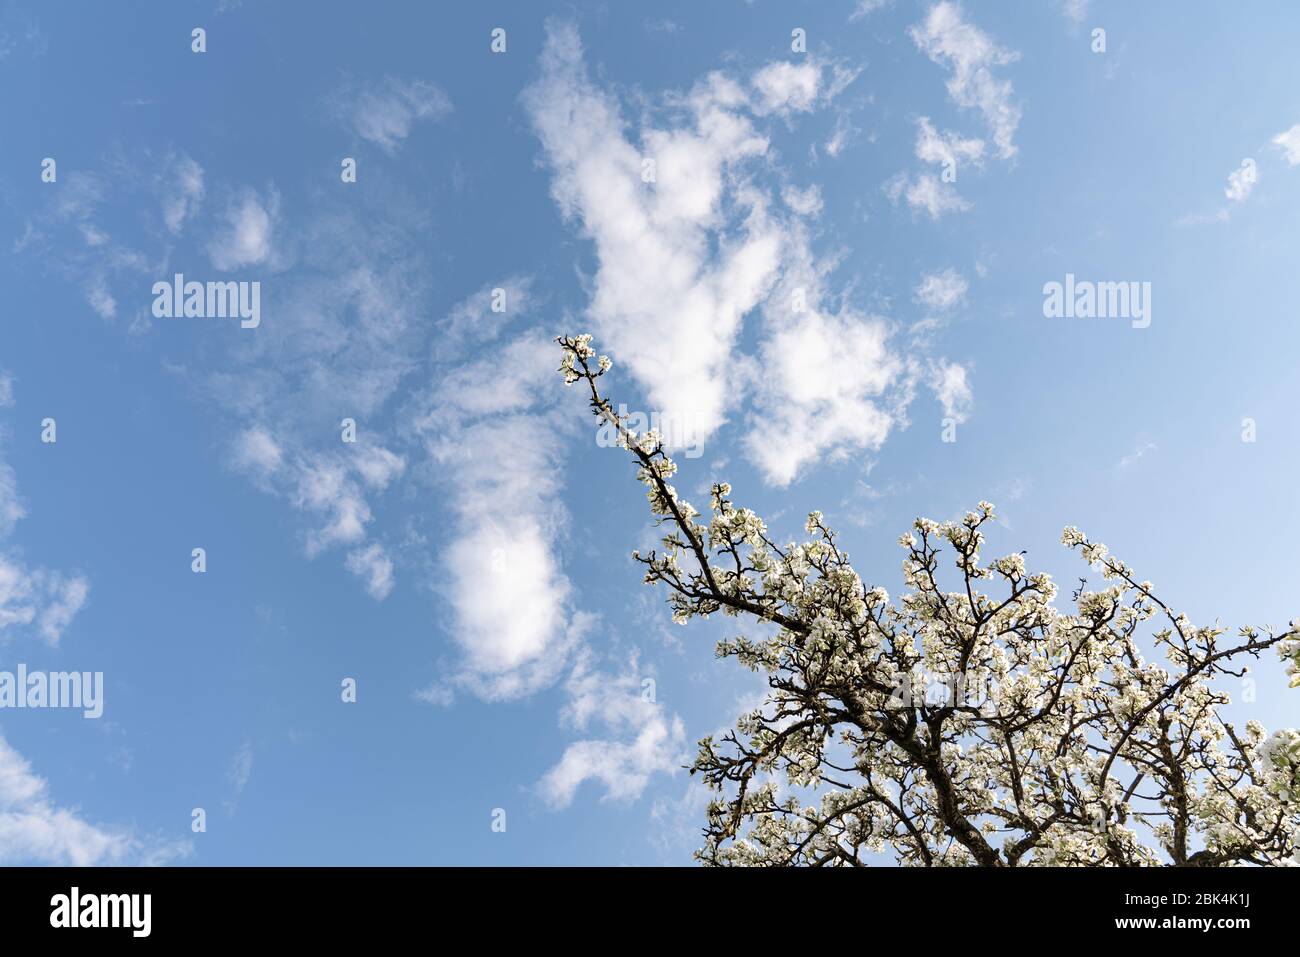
330;76;453;153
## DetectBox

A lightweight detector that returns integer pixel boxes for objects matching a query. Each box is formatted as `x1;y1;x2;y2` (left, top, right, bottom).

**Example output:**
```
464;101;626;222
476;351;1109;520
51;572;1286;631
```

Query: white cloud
346;543;394;600
437;274;536;355
914;116;985;169
412;683;454;707
0;468;20;540
1059;0;1089;25
850;0;890;20
744;223;912;486
34;574;89;644
444;522;571;676
0;424;89;646
749;59;858;119
79;224;108;247
290;458;374;556
527;23;951;487
18;154;416;608
215;260;423;421
223;741;254;815
86;280;116;320
208;187;279;271
748;304;901;486
353;445;405;491
751;61;822;116
538;654;686;807
885;171;971;219
419;332;581;699
1273;124;1300;166
915;268;969;311
824;112;856;158
1225;161;1258;203
930;360;972;422
524;24;783;452
888;118;983;215
227;427;402;596
211;209;431;601
0;732;188;865
232;427;283;476
13;163;170;330
160;154;204;234
0;9;44;61
331;76;452;153
0;373;12;408
0;558;89;643
522;19;889;478
781;183;823;217
1174;208;1229;227
910;2;1021;160
1117;438;1157;470
229;742;253;795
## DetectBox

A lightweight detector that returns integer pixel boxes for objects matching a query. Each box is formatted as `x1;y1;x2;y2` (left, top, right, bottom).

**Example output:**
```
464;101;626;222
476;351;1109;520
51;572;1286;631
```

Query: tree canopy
559;334;1300;867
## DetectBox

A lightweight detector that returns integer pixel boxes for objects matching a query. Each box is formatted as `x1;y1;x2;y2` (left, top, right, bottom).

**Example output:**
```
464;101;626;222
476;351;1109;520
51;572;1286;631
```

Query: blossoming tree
558;334;1300;867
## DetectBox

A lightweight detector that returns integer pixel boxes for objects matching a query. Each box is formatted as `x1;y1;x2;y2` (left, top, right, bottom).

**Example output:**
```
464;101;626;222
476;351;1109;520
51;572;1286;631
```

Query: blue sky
1;0;1298;865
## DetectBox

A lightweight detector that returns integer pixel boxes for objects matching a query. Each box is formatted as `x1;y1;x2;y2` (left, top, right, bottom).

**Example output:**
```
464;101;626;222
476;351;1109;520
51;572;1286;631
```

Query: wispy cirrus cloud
228;424;405;599
159;154;205;235
200;186;434;600
226;741;253;814
885;171;970;219
1117;438;1158;470
849;0;890;21
915;267;969;311
13;167;156;324
1059;0;1089;27
329;76;453;153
